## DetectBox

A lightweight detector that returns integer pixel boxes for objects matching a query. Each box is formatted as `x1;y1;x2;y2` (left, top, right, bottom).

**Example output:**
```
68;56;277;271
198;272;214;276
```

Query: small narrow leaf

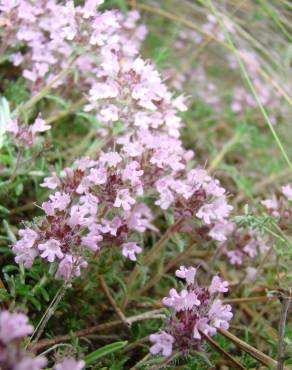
83;341;128;364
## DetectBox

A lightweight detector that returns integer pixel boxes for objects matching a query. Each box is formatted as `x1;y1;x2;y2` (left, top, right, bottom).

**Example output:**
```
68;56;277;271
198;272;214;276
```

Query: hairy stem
277;295;291;370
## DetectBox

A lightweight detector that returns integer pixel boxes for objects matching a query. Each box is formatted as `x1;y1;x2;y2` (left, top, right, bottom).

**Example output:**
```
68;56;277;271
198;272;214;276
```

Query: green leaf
2;220;17;243
0;288;10;301
0;97;10;149
83;341;128;364
2;265;19;273
29;296;42;311
15;182;24;196
0;205;10;215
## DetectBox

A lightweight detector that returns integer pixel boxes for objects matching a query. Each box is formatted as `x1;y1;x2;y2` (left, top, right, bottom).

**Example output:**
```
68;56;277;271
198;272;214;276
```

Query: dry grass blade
99;275;131;327
219;328;278;368
201;331;246;370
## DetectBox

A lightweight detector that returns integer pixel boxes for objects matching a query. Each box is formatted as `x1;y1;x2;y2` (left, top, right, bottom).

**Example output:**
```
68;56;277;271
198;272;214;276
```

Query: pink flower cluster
0;0;146;93
216;222;269;266
0;310;47;370
228;50;280;117
0;310;84;370
261;184;292;222
149;266;232;356
165;15;284;118
5;115;50;148
10;4;233;280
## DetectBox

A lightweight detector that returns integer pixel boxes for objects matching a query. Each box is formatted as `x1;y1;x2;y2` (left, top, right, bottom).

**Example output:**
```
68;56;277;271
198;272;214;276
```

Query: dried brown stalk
99;275;131;327
201;331;246;370
219;328;278;368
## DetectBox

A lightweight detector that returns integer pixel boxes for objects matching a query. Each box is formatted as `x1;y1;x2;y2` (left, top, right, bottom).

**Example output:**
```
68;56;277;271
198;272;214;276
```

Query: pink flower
149;267;232;355
31;115;51;135
243;240;257;258
99;105;119;122
261;198;278;210
55;256;74;281
122;161;144;187
149;331;174;357
18;228;38;248
209;221;235;242
41;201;55;216
6;119;19;134
122;242;142;261
193;318;217;339
40;176;60;189
282;185;292;201
15;356;48;370
75;157;96;171
100;152;122;167
175;266;197;285
125;204;157;233
89;81;119;99
100;216;122;236
226;250;243;265
49;192;71;211
38;239;64;262
209;299;233;330
209;276;229;294
197;197;232;224
162;288;200;311
0;311;33;344
87;167;107;185
54;358;85;370
81;234;102;251
13;245;38;268
81;0;103;19
114;189;135;211
12;228;39;267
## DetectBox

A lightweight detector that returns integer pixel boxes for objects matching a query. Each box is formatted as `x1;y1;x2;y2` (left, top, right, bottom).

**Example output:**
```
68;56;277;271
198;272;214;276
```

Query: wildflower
149;331;174;357
282;185;292;201
0;311;33;344
114;189;136;211
87;167;107;185
175;266;197;285
5;116;50;148
41;175;61;189
31;115;51;134
122;242;142;261
54;358;85;370
100;152;122;167
14;357;48;370
209;276;229;294
38;239;64;262
149;267;232;356
0;311;47;370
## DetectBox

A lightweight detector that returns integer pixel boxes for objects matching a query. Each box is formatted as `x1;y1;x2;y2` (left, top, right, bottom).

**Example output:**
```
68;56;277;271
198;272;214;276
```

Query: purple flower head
209;299;233;330
209;276;229;294
54;358;85;370
149;267;232;356
38;239;64;262
114;189;136;211
122;242;142;261
149;331;174;357
0;311;33;344
41;175;60;189
282;184;292;201
14;356;48;370
175;266;197;285
31;115;51;135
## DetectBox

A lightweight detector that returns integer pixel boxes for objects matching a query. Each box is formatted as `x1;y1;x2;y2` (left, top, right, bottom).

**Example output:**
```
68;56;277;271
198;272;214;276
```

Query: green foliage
84;341;128;364
0;1;291;369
